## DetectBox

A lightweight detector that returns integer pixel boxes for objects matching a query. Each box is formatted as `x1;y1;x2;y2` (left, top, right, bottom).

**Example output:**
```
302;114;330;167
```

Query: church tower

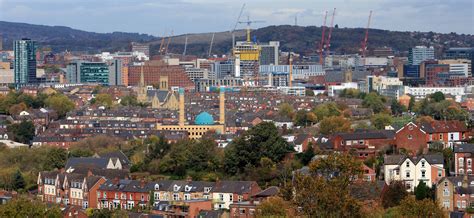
137;64;148;103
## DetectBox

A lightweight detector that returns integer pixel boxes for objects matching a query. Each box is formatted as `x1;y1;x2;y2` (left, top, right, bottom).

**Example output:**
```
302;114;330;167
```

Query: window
439;134;443;140
184;194;191;200
421;170;426;178
115;193;118;199
219;194;224;201
443;200;450;208
406;161;410;167
238;195;243;202
406;171;410;178
462;200;466;208
443;188;450;196
459;158;464;167
121;194;126;199
229;194;233;202
141;194;144;201
408;135;413;140
421;160;425;168
173;193;179;201
438;170;443;177
154;193;159;200
444;181;448;187
103;192;107;198
468;159;472;168
129;194;133;200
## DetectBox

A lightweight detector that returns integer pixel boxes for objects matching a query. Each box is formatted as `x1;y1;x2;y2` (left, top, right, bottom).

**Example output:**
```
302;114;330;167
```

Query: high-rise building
408;46;435;65
131;42;150;56
66;61;109;85
108;59;122;86
0;34;3;51
80;62;109;85
14;38;37;87
260;41;279;65
128;64;194;90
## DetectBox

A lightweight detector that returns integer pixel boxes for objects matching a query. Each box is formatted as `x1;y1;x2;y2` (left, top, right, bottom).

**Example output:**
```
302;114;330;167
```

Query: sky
0;0;473;36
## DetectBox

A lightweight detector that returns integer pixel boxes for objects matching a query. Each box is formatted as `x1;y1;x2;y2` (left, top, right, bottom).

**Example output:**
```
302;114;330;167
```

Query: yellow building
156;88;225;139
136;65;179;110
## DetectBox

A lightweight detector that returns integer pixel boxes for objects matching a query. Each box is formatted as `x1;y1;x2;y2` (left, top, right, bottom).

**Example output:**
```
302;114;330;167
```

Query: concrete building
364;75;403;93
67;61;109;85
259;65;324;80
439;59;472;76
212;60;234;79
108;59;122;86
259;41;279;65
443;47;473;62
405;86;465;102
409;46;435;65
328;82;358;97
267;72;288;87
363;57;388;66
195;78;243;92
14;38;37;87
185;68;209;82
277;86;305;96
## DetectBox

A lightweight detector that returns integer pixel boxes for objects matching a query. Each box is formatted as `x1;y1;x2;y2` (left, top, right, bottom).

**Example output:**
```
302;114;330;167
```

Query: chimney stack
179;88;185;126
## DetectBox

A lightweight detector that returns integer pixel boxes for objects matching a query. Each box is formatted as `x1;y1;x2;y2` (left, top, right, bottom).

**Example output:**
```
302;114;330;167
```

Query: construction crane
165;30;174;55
324;8;336;59
208;32;215;57
360;11;373;57
158;33;166;55
238;16;265;43
318;11;328;65
183;34;188;56
231;4;246;49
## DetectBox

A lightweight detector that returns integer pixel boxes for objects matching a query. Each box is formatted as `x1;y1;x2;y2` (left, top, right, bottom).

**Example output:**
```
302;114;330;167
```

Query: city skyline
0;0;472;36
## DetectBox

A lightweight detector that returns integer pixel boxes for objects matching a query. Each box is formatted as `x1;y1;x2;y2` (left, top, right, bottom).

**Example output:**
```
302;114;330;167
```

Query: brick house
454;144;474;176
436;176;474;213
420;120;468;148
330;130;395;159
97;179;151;210
395;122;428;153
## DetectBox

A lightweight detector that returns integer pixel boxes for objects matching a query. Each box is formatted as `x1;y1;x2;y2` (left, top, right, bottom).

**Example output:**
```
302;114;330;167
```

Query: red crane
318;11;328;65
324;8;336;58
360;10;372;57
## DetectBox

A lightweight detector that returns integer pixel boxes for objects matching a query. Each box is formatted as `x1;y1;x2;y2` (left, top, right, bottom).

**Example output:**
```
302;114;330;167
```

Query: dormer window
174;185;180;192
154;184;160;190
204;187;211;193
185;185;192;192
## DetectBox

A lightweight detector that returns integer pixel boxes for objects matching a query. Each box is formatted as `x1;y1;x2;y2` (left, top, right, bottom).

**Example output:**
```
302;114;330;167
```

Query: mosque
155;87;226;139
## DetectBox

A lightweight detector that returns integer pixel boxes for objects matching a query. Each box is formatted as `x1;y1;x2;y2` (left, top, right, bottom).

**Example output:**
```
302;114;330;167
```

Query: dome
195;112;214;125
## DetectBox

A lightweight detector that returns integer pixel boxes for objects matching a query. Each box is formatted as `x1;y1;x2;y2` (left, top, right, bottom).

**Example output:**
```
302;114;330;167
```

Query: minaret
219;87;225;125
140;64;145;87
178;88;185;126
289;53;293;87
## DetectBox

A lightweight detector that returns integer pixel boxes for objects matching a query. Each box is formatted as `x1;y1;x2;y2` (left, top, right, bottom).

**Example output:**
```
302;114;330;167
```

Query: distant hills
1;21;473;57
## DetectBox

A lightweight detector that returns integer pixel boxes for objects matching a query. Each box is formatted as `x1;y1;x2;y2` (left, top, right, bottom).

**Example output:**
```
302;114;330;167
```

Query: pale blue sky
0;0;472;36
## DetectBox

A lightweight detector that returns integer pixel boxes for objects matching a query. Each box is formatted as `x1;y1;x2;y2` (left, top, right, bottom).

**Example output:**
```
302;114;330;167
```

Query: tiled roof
454;144;474;153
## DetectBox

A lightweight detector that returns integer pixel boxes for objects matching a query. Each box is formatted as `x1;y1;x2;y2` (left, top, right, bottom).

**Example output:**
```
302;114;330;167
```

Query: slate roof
420;121;467;133
65;157;109;170
71;167;129;180
99;179;151;193
384;154;444;165
334;130;395;140
98;151;131;168
454;144;474;153
253;186;279;198
213;181;257;194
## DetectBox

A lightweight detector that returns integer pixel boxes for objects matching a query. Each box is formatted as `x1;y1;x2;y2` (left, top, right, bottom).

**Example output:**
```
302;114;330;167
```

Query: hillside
0;21;156;52
1;21;473;57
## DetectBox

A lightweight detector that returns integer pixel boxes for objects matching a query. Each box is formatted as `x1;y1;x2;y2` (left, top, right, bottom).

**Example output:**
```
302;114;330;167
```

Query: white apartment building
404;86;465;102
328;82;358;97
384;154;445;191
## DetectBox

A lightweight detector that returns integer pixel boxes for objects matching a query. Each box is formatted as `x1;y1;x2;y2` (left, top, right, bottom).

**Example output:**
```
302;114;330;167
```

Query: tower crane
165;30;174;55
231;4;246;49
208;32;215;57
159;32;166;55
183;34;188;56
360;11;372;57
318;11;328;65
238;16;265;43
324;8;336;58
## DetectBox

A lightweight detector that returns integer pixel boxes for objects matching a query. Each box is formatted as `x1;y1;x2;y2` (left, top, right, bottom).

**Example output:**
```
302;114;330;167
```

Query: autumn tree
313;102;341;121
94;93;114;108
45;94;75;118
319;116;351;135
256;196;290;217
371;113;393;130
363;92;386;113
291;153;363;217
278;103;294;119
393;195;444;217
390;98;406;116
381;181;408;208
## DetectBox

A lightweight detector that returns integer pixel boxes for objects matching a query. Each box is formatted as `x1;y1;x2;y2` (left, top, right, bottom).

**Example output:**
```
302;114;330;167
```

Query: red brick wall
395;123;427;153
128;65;194;89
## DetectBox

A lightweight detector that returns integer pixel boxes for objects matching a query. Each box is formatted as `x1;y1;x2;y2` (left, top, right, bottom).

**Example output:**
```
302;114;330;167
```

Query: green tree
414;180;429;200
120;95;139;107
297;145;315;165
305;89;315;96
339;88;360;98
43;147;68;170
430;91;445;102
224;122;293;175
370;113;393;130
45;94;75;118
94;93;114;108
362;92;386;113
319;116;351;135
278;103;294;118
0;197;61;217
145;136;170;162
313;102;341;121
394;195;444;217
12;170;25;191
294;110;317;127
390;99;406;116
7;120;35;144
408;94;416;111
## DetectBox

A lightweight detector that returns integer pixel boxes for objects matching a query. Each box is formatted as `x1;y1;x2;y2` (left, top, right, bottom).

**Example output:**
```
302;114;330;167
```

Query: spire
151;91;160;109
